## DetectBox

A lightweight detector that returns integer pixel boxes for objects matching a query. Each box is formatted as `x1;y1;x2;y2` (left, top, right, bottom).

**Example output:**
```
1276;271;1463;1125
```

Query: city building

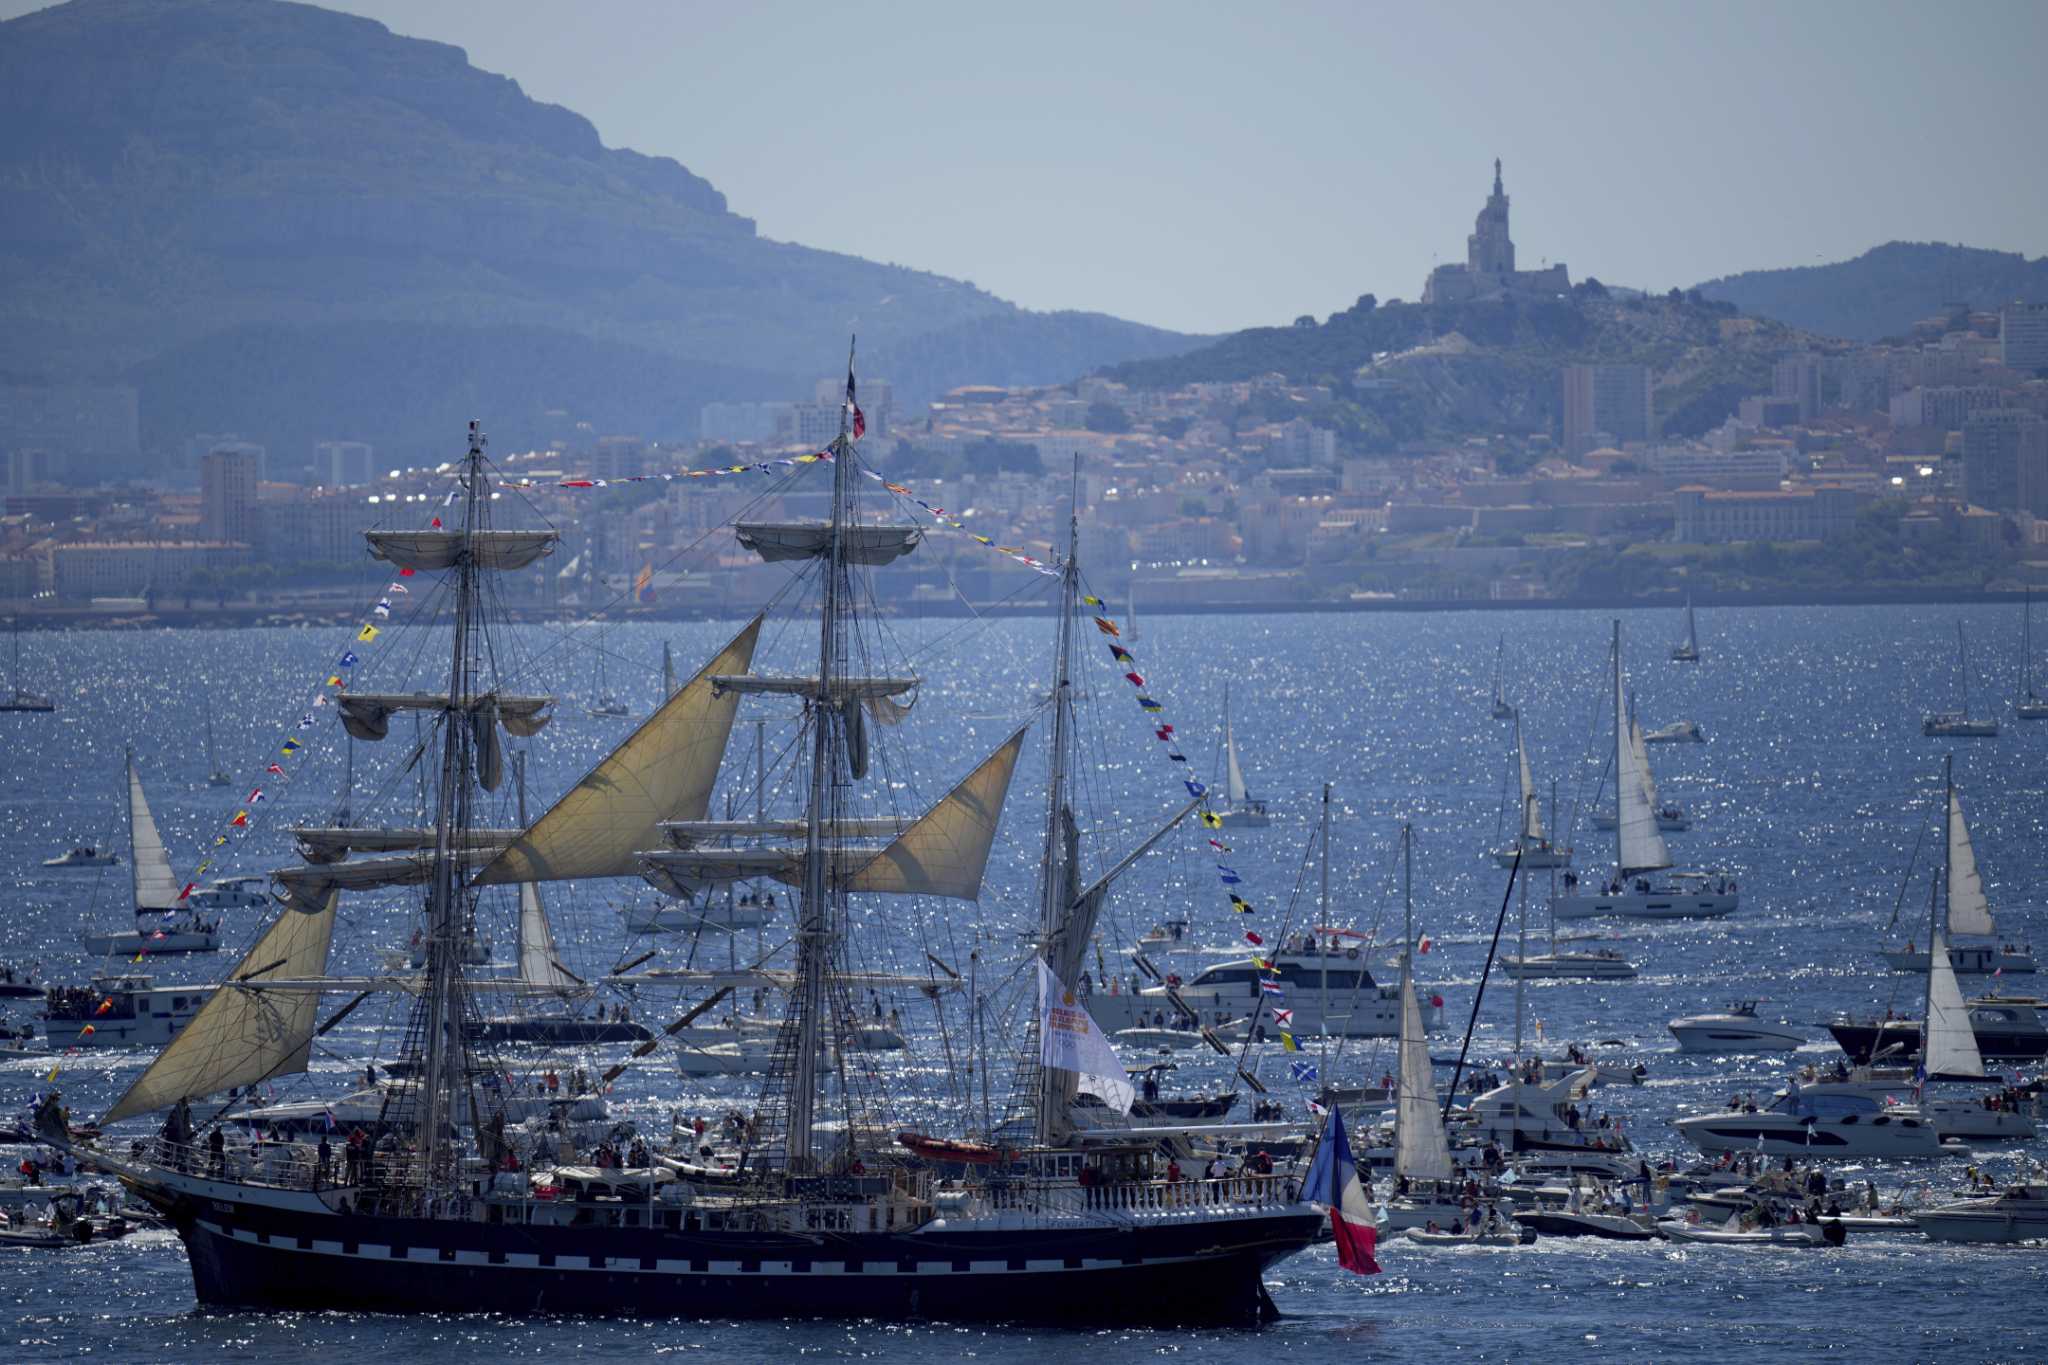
261;491;365;564
1772;354;1823;421
3;447;60;494
2004;300;2048;375
312;440;376;487
1961;409;2048;515
1888;386;2008;432
1420;160;1571;305
51;541;252;600
1672;484;1872;543
1562;364;1652;452
200;445;262;544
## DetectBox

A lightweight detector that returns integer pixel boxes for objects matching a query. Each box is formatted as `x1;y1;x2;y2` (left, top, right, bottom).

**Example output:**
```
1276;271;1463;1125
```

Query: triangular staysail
475;616;762;885
1394;977;1456;1181
1225;721;1250;805
1516;724;1542;841
847;726;1028;900
1614;651;1670;876
1924;925;1986;1080
517;882;574;991
128;753;181;912
1945;790;1996;938
103;890;341;1123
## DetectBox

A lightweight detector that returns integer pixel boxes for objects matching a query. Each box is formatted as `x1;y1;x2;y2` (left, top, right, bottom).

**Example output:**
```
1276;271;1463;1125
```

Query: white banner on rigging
1037;957;1135;1113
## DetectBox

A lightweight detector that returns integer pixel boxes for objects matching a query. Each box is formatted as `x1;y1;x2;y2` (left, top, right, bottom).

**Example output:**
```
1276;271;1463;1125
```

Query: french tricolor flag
1301;1102;1381;1275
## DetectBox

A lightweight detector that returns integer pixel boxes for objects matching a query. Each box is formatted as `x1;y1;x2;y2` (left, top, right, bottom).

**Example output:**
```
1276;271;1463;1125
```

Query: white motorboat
1642;720;1704;744
1515;1203;1656;1240
1669;1002;1806;1053
1503;950;1636;980
1214;684;1270;829
43;845;116;869
40;973;214;1048
675;1039;827;1077
80;751;222;956
1923;620;1999;736
1557;627;1736;922
1139;940;1423;1038
1540;1044;1647;1087
1672;1092;1946;1159
1406;1224;1529;1247
1913;1184;2048;1243
1111;1025;1208;1051
1877;775;2034;975
1656;1216;1836;1246
1669;597;1701;664
1778;1067;2037;1142
623;893;779;936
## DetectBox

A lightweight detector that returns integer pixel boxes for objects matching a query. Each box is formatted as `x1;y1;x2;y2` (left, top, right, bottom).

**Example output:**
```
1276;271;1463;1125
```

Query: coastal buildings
2002;300;2048;374
1563;364;1653;453
1961;409;2048;515
1673;485;1872;544
199;445;261;544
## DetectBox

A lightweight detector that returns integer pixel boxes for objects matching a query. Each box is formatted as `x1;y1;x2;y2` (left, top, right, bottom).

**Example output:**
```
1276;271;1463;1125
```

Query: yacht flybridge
1555;624;1736;922
62;391;1326;1324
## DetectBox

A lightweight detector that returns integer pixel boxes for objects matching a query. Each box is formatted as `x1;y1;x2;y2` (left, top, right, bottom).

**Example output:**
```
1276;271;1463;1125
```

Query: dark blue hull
167;1191;1320;1326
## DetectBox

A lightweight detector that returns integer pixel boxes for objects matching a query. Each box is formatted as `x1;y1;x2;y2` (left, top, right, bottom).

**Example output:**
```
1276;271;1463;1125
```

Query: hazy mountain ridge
0;0;1196;462
1694;241;2048;341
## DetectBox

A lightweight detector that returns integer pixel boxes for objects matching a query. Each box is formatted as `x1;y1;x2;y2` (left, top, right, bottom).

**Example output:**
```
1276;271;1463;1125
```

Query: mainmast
788;343;856;1172
417;423;487;1192
1611;620;1624;879
1033;492;1082;1145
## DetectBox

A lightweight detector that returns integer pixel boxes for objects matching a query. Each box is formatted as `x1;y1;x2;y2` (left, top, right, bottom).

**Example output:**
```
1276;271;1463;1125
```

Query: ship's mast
788;343;855;1172
417;423;485;1192
1032;487;1081;1144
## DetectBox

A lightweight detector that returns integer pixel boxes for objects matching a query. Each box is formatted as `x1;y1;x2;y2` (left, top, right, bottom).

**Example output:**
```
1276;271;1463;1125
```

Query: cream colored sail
1615;664;1670;876
128;752;181;911
1946;790;1995;938
1925;925;1986;1079
1517;724;1542;841
1394;976;1456;1181
475;616;761;885
517;882;573;990
103;890;341;1123
1225;721;1249;805
847;726;1028;900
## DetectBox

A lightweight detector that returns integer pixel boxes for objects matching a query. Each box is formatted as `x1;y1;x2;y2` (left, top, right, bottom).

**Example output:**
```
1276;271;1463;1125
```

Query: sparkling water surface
3;602;2046;1361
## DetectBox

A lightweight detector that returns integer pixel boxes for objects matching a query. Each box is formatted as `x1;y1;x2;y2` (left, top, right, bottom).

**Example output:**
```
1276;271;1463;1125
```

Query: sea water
1;602;2044;1360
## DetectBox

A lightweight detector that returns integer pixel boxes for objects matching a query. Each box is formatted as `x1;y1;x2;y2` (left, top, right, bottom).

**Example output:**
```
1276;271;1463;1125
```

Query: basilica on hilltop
1420;160;1571;304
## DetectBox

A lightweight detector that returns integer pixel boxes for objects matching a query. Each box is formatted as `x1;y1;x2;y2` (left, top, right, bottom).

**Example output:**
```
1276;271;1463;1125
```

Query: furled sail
1517;725;1542;841
1394;976;1457;1181
846;726;1028;901
292;827;520;864
734;523;921;566
274;853;458;910
660;818;907;846
710;674;919;703
1614;665;1670;876
474;616;761;885
128;753;181;912
1946;790;1995;938
335;692;553;743
103;890;341;1123
366;529;558;573
1924;925;1987;1079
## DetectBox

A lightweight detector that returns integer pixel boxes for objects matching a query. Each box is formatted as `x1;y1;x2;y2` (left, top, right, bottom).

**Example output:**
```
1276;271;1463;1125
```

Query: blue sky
11;0;2046;334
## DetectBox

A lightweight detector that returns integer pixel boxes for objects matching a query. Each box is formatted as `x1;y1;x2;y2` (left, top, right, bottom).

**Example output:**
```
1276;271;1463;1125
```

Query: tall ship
60;390;1330;1323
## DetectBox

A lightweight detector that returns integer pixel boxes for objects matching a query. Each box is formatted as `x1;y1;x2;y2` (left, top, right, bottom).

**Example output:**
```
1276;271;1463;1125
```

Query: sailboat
2019;588;2048;720
204;712;231;787
1669;596;1700;663
1878;764;2035;975
1591;708;1689;831
1490;716;1569;868
1;614;54;712
1489;635;1515;719
1556;623;1736;921
79;750;222;956
1216;684;1270;829
1924;620;1999;737
75;389;1323;1324
584;622;630;718
1504;780;1634;979
1126;580;1140;642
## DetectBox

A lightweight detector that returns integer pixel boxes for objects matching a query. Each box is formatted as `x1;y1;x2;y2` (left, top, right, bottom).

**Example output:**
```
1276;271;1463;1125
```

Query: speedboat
1502;950;1636;980
1777;1066;2037;1142
1657;1216;1838;1246
43;846;116;868
1406;1222;1531;1247
1913;1184;2048;1243
1514;1207;1655;1240
1672;1092;1947;1159
1669;1002;1805;1053
1923;713;1998;738
1642;720;1704;744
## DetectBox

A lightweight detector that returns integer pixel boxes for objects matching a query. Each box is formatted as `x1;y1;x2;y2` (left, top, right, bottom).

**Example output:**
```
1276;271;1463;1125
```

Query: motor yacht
1673;1092;1947;1159
43;845;117;868
1668;1002;1805;1053
1502;949;1636;980
1642;720;1704;744
1913;1183;2048;1243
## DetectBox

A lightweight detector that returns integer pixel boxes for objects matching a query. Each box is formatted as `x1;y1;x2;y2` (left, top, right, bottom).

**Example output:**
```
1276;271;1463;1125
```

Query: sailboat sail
1629;718;1662;810
1394;977;1456;1181
1925;925;1986;1079
1945;790;1995;938
1225;721;1250;805
517;882;574;990
1614;648;1670;876
1516;726;1542;841
1684;600;1699;654
847;726;1027;899
128;754;181;911
102;889;341;1123
475;616;761;885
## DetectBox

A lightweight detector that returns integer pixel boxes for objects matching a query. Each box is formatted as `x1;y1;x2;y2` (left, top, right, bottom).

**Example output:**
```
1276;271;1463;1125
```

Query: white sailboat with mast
1556;623;1736;921
1505;777;1636;979
80;749;222;955
0;614;53;712
1878;760;2034;975
2018;588;2048;720
1924;620;1999;737
1670;596;1700;663
1380;824;1473;1230
1489;635;1515;719
1216;683;1270;829
1491;715;1569;868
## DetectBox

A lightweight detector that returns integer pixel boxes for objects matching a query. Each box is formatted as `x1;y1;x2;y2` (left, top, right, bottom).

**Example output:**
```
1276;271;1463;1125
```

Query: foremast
1033;504;1083;1145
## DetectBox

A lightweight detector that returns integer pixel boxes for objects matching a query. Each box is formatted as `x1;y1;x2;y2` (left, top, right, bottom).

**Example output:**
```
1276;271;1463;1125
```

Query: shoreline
2;584;2031;629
